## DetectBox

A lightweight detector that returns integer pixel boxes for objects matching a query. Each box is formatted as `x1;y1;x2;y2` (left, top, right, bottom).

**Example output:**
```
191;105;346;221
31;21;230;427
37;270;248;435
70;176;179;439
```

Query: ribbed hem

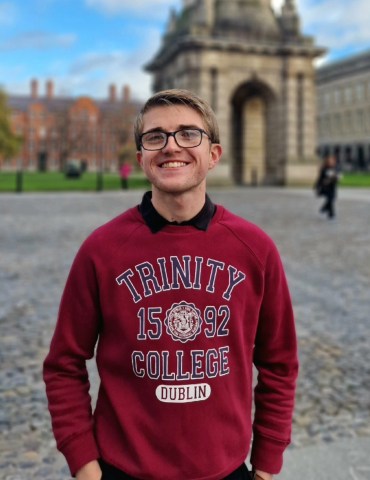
60;430;100;476
250;434;289;474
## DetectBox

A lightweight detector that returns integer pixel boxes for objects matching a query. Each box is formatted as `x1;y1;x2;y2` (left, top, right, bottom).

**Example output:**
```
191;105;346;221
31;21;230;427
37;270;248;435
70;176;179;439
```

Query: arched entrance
231;81;275;185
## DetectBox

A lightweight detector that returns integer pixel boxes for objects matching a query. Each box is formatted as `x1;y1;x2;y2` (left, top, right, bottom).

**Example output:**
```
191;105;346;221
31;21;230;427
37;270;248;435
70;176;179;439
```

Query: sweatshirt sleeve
250;243;299;474
43;240;101;476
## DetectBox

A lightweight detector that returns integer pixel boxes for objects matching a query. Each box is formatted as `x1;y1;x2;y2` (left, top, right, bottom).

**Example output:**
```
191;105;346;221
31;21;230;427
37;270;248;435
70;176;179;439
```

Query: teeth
161;162;187;168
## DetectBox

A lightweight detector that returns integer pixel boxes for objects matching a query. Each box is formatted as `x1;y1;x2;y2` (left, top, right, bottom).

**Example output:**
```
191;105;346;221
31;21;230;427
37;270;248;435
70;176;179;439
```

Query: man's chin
153;178;206;195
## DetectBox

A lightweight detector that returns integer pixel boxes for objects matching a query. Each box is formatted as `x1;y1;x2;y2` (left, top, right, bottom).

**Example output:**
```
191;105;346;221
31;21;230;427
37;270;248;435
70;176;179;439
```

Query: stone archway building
146;0;325;185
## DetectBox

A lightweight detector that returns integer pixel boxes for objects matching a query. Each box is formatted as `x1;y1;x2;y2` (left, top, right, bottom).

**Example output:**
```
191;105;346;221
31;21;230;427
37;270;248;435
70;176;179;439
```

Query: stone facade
146;0;325;185
316;50;370;171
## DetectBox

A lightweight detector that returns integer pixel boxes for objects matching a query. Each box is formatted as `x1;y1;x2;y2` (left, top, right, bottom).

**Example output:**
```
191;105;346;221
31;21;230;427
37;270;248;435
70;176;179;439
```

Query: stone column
283;58;319;184
205;57;233;184
302;70;317;160
283;61;298;164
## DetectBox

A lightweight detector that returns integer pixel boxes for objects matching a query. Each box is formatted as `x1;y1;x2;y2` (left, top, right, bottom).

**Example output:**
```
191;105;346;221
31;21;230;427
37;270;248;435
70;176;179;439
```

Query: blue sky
1;0;370;101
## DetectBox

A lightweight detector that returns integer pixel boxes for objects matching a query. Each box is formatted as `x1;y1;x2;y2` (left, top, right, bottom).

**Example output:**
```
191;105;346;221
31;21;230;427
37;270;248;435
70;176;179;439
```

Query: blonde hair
134;89;220;150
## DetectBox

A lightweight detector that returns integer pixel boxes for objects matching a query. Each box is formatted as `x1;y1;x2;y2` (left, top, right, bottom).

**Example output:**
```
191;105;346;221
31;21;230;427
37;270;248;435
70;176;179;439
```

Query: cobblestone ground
1;188;369;479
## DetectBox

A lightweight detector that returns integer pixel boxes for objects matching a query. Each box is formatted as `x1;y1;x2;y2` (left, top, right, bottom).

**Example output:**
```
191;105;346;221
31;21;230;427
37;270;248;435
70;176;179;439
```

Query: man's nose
163;134;180;151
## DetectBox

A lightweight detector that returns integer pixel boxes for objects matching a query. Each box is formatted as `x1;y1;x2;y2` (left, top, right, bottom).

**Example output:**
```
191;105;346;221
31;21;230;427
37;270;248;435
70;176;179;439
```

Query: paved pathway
0;188;369;479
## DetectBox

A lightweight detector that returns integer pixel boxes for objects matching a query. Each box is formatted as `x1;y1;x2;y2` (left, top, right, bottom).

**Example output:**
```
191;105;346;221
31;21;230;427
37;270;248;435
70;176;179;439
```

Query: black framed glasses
140;128;210;151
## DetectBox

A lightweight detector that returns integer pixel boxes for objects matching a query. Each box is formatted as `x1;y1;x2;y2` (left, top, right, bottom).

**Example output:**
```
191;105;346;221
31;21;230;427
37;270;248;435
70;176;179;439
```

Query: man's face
136;105;222;196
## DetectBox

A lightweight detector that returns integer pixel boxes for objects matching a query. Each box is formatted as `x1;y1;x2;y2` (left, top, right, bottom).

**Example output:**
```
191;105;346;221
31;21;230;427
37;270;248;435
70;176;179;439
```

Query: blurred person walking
315;155;340;219
119;162;133;189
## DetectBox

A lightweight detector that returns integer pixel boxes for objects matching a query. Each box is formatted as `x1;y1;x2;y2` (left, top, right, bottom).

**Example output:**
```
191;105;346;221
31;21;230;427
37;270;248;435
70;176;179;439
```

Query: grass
0;171;150;193
0;171;369;192
339;172;370;187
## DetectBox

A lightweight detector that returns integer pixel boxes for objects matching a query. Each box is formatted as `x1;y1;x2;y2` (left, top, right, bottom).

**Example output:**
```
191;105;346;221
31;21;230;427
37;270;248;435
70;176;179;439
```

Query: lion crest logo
164;301;202;343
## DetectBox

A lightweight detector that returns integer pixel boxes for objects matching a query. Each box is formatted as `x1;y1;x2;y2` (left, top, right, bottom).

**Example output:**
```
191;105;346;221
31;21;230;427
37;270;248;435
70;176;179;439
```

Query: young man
43;89;298;480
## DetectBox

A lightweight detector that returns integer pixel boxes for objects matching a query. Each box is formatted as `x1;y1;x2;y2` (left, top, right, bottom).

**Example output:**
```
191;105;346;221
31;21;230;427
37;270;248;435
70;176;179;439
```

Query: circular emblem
165;301;202;343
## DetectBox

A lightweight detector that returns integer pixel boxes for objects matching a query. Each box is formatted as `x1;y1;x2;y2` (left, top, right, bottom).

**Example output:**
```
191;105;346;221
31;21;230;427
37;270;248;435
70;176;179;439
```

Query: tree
53;110;95;172
0;89;22;162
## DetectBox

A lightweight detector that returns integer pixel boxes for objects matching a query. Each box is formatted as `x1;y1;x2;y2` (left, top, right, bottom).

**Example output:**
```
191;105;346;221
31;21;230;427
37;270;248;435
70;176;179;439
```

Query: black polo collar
139;191;216;233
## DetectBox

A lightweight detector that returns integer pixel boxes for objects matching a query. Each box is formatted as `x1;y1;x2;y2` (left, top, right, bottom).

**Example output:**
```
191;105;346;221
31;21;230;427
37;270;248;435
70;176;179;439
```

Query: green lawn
0;170;369;192
339;172;370;187
0;171;150;192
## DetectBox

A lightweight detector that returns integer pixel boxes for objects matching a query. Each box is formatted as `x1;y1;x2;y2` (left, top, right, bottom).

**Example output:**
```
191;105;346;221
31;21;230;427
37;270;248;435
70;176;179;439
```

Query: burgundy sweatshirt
43;204;298;479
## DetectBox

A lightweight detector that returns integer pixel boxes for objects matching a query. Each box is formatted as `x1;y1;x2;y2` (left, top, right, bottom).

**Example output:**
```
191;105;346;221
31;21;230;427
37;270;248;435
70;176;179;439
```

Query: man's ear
209;144;222;170
136;150;143;168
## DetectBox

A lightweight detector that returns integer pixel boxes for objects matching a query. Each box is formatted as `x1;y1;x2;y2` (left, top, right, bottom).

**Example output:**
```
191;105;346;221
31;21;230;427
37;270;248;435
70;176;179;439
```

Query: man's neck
151;188;206;223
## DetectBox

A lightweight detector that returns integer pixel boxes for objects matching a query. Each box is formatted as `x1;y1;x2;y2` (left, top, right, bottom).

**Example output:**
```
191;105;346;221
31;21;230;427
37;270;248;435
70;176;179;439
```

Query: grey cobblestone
0;188;369;479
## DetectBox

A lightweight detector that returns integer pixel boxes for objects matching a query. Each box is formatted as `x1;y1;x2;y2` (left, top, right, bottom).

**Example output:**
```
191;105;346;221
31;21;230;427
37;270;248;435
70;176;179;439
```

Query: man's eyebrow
177;124;203;130
141;128;165;134
142;124;203;134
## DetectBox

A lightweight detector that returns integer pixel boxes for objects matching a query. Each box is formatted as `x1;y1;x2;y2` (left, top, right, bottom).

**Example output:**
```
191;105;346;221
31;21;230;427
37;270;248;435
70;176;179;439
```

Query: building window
358;110;365;131
317;116;323;139
337;114;343;134
334;114;340;135
356;84;364;102
344;86;352;104
345;112;351;131
327;115;332;135
324;91;331;109
334;89;341;105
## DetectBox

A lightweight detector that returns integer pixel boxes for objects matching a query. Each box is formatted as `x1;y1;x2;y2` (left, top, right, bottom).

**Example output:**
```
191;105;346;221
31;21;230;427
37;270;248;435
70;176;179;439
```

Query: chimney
31;79;38;99
109;84;117;102
46;80;54;99
122;84;131;103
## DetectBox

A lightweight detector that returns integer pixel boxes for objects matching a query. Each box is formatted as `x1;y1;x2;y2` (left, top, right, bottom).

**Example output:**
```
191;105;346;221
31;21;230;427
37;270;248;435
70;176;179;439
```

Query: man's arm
251;244;298;474
76;460;102;480
43;241;102;475
255;470;273;480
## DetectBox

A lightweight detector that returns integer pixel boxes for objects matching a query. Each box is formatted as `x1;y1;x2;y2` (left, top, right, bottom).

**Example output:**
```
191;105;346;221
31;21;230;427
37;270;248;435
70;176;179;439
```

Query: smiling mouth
160;161;188;168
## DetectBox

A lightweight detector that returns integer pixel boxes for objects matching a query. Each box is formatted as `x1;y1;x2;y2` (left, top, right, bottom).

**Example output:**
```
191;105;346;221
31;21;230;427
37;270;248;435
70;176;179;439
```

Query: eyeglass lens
141;129;203;150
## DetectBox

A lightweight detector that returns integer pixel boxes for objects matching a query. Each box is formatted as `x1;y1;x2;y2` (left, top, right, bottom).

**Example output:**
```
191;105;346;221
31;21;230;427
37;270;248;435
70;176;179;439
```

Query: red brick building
4;80;141;172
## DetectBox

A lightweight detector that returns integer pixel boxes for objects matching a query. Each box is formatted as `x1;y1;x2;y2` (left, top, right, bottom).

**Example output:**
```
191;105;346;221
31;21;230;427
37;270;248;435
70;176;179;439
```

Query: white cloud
52;27;162;100
271;0;370;61
0;31;77;51
69;51;129;75
298;0;370;59
52;64;152;101
271;0;284;13
85;0;180;18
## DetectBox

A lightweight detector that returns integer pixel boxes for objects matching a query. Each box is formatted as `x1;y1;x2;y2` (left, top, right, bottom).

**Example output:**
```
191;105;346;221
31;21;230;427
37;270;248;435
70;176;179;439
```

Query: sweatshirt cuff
60;429;100;476
250;433;289;474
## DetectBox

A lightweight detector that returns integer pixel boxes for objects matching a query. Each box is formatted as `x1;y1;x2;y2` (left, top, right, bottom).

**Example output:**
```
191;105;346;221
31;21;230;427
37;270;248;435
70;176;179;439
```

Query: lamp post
16;157;23;193
96;162;104;191
96;128;104;192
